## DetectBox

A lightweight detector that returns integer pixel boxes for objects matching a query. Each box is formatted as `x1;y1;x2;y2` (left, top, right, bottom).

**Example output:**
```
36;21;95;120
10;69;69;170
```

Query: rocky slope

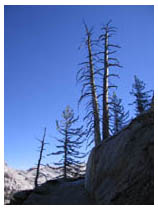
85;110;154;204
10;178;95;205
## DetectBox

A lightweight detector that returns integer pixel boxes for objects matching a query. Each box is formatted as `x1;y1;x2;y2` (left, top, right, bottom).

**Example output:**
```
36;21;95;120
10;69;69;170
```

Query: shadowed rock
10;178;96;205
85;110;154;204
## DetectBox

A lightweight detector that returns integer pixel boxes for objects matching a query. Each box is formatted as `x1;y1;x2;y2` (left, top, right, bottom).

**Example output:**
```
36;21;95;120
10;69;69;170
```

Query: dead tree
77;23;101;147
34;127;47;187
97;20;122;140
48;106;86;179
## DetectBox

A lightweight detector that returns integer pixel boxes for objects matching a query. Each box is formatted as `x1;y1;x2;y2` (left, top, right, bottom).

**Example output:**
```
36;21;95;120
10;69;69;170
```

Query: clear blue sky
4;5;154;169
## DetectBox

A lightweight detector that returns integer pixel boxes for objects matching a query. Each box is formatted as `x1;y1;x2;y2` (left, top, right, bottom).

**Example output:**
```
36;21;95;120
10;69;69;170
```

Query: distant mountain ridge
4;162;59;204
4;162;86;204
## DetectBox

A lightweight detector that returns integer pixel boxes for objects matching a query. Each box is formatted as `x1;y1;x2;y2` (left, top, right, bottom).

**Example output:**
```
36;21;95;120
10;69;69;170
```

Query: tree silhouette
130;75;152;116
110;92;129;135
97;20;122;140
77;22;101;147
48;106;86;179
34;127;47;187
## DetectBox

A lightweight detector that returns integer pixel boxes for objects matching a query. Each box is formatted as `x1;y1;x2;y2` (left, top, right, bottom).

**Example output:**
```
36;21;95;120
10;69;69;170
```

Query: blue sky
4;5;154;169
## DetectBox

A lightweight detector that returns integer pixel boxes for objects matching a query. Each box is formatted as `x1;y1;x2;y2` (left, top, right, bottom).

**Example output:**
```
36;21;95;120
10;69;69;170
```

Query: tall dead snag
77;23;101;147
98;20;122;140
34;127;47;187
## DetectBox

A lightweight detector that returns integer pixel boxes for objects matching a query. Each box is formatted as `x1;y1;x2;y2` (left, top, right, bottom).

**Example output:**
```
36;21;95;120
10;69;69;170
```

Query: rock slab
85;110;154;205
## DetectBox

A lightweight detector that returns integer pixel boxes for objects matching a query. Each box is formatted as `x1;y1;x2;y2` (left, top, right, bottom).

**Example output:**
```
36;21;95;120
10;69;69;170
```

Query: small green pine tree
110;92;129;135
130;75;152;116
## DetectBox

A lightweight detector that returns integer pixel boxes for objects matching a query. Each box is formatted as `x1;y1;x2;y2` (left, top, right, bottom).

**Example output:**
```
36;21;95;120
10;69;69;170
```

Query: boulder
85;110;154;204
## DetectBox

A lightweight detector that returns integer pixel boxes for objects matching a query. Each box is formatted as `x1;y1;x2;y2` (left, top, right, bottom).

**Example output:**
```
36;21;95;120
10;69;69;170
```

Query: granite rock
85;110;154;204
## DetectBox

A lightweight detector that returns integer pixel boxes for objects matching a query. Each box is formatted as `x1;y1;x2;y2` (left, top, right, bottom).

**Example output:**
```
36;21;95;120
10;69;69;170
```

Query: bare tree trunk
102;31;109;140
64;129;68;179
100;21;121;139
86;27;101;146
35;128;46;188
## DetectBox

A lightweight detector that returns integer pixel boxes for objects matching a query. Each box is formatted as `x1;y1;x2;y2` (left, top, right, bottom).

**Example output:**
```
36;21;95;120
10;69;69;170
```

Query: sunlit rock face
85;110;154;205
4;164;59;204
4;163;33;204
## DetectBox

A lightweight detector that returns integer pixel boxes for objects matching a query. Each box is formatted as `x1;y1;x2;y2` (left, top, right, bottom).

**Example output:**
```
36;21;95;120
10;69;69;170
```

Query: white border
0;0;157;5
154;3;158;208
0;0;156;209
0;0;4;207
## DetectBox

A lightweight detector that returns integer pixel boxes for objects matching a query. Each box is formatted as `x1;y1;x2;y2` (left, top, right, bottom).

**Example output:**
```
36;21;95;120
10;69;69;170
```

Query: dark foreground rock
85;110;154;204
10;178;96;205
